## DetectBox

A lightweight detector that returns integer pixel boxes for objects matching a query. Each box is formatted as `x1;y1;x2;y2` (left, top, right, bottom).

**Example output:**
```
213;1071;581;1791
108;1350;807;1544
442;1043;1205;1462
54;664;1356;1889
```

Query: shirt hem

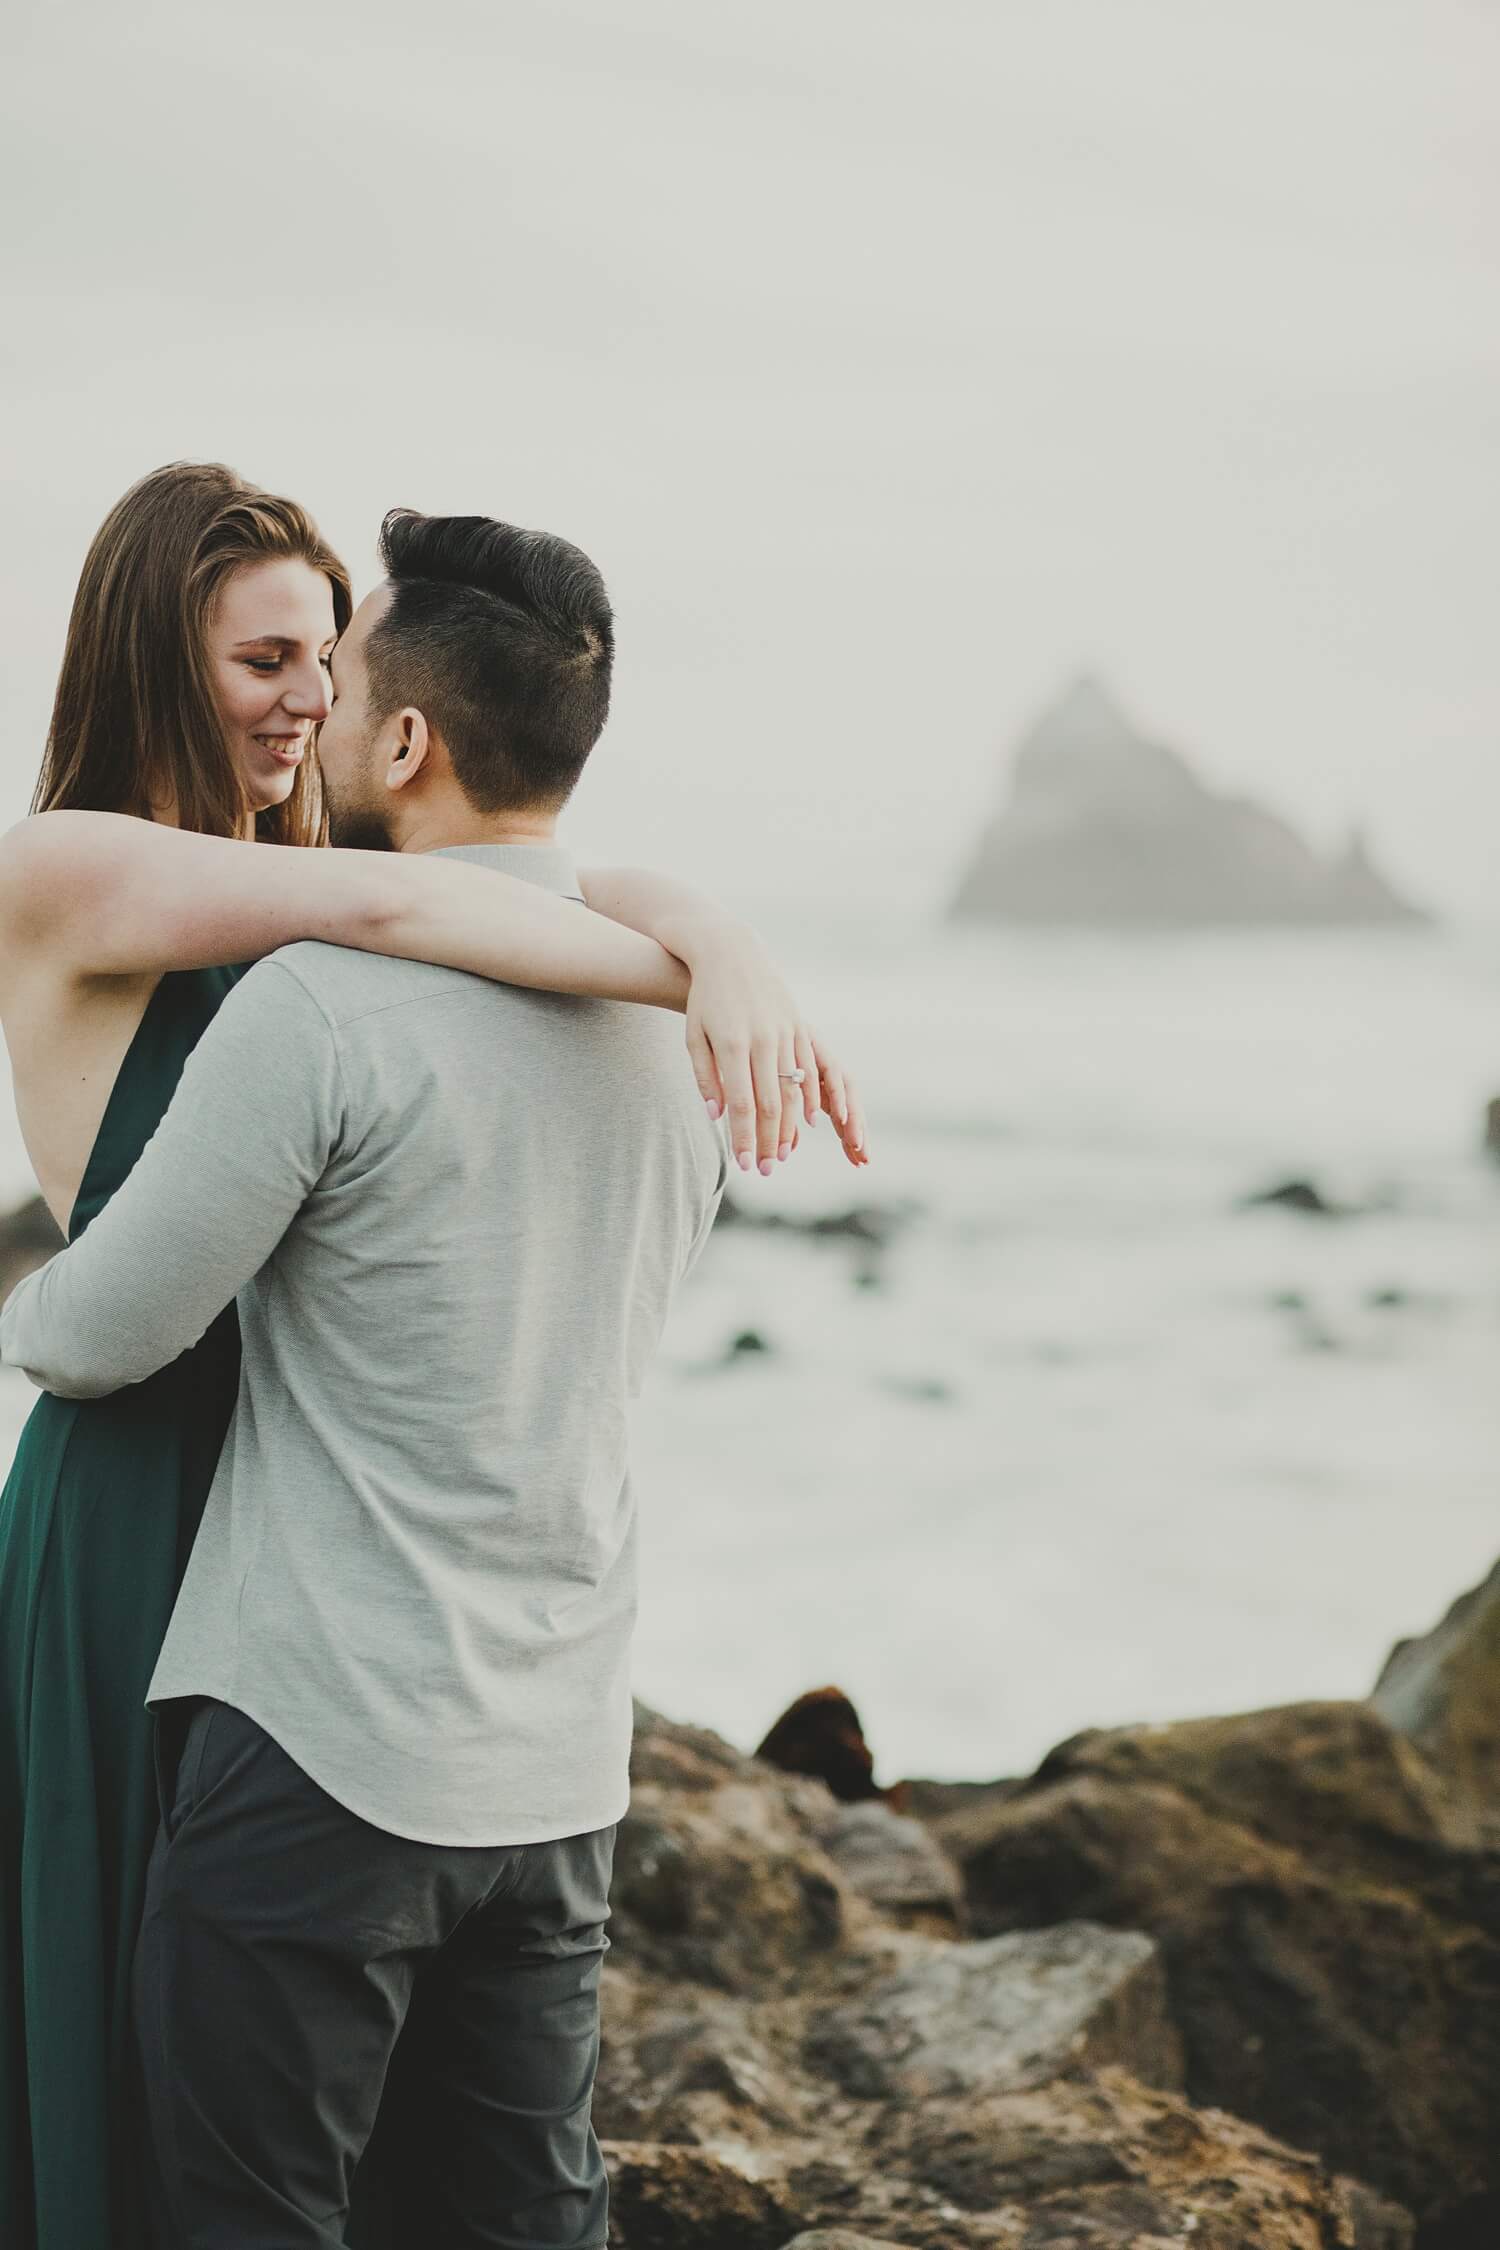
148;1680;630;1848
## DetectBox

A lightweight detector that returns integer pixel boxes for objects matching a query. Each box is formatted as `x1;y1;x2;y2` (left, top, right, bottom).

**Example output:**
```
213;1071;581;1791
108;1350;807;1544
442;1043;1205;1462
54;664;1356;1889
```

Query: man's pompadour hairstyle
366;509;614;813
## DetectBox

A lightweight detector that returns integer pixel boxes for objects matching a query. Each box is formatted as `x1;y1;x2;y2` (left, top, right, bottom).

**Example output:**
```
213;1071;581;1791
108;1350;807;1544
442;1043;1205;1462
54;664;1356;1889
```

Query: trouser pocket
151;1694;213;1841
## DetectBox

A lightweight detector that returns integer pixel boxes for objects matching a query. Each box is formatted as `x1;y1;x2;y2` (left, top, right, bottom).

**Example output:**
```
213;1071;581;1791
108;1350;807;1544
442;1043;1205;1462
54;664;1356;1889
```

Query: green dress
0;966;246;2250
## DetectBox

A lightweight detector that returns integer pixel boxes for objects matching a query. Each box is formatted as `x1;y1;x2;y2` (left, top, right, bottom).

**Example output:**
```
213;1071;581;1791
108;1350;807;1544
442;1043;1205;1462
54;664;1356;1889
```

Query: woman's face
206;558;338;813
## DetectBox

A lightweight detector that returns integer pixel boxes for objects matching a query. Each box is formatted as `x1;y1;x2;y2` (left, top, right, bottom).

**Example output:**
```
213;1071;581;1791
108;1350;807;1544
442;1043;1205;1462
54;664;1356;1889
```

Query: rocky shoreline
604;1562;1500;2249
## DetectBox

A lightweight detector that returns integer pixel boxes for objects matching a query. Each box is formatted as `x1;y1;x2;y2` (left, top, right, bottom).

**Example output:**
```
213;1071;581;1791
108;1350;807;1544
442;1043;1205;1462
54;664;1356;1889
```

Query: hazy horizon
4;0;1497;925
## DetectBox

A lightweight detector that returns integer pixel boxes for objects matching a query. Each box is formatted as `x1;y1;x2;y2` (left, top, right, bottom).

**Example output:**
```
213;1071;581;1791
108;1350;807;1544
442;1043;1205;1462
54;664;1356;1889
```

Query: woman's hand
681;924;868;1175
573;868;868;1174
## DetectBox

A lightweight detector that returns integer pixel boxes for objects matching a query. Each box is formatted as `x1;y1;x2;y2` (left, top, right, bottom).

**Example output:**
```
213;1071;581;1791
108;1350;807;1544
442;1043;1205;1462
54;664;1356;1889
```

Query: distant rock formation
950;675;1429;929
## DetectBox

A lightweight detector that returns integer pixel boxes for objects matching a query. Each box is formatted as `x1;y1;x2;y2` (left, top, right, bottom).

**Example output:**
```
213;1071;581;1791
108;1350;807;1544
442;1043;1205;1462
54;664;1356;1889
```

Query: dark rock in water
801;1209;902;1249
1242;1177;1341;1216
1366;1286;1409;1311
716;1198;915;1251
1372;1554;1500;1808
931;1700;1500;2237
877;1375;953;1405
728;1329;772;1359
0;1193;64;1307
949;674;1428;930
757;1688;881;1802
1484;1099;1500;1162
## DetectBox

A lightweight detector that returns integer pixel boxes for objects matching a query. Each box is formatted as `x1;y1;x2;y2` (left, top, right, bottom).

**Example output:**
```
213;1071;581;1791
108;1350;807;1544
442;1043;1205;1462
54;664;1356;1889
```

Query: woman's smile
251;730;309;768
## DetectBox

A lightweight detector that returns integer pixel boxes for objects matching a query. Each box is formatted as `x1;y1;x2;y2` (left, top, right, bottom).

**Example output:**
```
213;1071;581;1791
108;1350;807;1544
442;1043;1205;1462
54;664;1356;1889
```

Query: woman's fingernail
705;1099;722;1121
777;1142;791;1162
758;1157;774;1176
738;1151;753;1172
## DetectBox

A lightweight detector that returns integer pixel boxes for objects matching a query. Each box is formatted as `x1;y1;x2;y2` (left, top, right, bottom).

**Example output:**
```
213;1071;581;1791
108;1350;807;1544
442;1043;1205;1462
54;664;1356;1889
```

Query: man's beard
325;779;396;853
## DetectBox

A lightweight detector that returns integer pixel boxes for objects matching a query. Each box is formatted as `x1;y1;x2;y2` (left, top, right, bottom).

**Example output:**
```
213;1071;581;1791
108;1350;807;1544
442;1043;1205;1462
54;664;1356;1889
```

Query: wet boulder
933;1700;1500;2236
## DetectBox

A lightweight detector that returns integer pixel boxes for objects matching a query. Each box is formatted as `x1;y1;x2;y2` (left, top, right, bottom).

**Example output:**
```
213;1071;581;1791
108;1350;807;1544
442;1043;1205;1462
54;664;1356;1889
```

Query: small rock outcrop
1241;1176;1343;1217
949;675;1427;930
1372;1554;1500;1811
756;1688;882;1803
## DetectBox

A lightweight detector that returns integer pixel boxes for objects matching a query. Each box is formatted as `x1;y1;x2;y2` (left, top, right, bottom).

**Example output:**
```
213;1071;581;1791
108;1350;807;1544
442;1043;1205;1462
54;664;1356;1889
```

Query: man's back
150;845;726;1843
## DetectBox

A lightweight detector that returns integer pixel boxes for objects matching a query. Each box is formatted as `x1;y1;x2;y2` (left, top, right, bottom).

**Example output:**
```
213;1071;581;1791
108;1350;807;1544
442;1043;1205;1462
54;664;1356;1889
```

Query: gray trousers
135;1699;615;2249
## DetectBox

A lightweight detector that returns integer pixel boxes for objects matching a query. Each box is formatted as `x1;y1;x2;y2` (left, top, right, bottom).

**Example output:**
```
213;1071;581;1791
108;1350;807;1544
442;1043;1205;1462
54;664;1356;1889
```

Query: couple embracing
0;462;866;2248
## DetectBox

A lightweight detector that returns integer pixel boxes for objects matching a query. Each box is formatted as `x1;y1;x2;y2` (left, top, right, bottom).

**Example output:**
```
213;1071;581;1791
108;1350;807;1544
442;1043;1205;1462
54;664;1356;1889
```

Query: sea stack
949;675;1428;930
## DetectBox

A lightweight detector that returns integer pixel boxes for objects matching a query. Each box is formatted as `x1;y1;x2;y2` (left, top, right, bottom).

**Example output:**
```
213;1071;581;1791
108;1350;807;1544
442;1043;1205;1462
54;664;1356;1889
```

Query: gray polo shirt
1;844;725;1845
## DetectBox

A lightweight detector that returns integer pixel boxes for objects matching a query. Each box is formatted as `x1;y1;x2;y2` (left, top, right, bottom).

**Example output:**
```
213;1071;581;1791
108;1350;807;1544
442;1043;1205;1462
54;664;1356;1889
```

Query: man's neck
396;806;560;856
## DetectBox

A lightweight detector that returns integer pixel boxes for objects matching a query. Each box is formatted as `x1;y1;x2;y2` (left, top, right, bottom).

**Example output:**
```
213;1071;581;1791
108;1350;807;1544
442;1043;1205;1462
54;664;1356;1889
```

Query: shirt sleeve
0;960;345;1399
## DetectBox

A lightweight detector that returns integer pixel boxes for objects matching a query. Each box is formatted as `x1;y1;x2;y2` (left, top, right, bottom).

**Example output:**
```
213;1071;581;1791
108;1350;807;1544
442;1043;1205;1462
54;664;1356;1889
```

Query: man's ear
385;709;431;794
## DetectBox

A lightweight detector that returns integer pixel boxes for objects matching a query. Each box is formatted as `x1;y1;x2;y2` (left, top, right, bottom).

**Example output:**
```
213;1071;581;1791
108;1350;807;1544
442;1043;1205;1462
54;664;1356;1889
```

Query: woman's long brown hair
34;463;353;847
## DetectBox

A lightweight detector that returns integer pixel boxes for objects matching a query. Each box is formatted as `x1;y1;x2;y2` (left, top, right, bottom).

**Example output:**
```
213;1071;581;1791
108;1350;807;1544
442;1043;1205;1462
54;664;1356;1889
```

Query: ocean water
630;918;1500;1779
2;919;1497;1781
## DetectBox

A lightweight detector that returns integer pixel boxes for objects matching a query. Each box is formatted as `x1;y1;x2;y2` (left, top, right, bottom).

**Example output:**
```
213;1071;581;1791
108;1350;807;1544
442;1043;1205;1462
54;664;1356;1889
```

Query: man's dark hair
366;510;614;812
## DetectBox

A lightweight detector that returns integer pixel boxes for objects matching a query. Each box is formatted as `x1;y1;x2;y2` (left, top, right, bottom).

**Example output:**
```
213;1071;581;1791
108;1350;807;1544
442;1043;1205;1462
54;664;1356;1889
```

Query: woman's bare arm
0;812;688;1006
0;815;867;1170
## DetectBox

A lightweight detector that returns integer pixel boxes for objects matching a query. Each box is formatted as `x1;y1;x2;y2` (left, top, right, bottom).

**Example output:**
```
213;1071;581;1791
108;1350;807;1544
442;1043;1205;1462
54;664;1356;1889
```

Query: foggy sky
4;0;1497;921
